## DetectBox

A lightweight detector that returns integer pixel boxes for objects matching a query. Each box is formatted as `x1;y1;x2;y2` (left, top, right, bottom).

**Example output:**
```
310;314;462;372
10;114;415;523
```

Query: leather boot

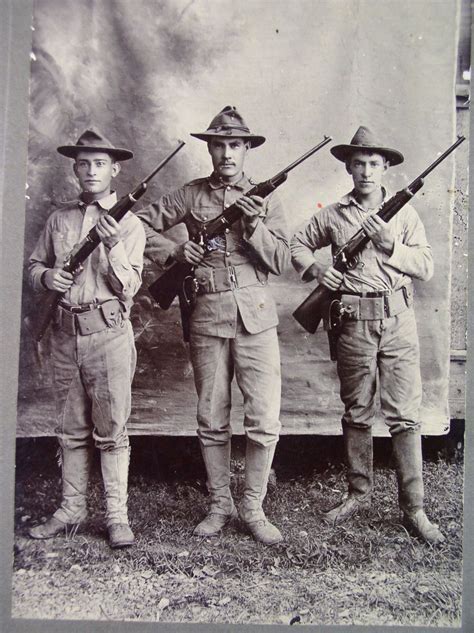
392;429;445;544
101;448;135;548
240;441;282;545
323;423;373;525
193;442;237;537
29;445;92;539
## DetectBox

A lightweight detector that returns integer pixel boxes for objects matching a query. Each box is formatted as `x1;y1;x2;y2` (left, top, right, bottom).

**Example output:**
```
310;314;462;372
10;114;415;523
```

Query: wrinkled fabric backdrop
17;0;459;436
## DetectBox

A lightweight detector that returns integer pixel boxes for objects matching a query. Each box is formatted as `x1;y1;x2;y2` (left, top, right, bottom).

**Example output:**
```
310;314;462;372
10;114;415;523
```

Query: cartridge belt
337;285;413;320
194;263;267;294
55;298;123;336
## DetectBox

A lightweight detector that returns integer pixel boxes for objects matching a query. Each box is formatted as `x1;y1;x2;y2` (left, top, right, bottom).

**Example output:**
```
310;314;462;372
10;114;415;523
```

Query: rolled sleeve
106;214;146;300
243;191;290;276
386;206;434;281
290;207;332;279
28;217;54;292
136;188;187;268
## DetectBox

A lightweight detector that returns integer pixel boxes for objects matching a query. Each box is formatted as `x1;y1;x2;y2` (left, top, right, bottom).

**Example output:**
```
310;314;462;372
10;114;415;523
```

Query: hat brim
57;145;134;161
330;144;404;166
190;132;266;148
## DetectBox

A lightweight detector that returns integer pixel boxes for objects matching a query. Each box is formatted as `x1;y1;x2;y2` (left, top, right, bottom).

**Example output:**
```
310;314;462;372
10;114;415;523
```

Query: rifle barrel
272;136;332;181
142;140;186;185
408;136;465;187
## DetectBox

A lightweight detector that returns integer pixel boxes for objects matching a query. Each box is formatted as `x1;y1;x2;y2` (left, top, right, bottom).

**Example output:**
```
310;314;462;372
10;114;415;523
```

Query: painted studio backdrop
17;0;459;437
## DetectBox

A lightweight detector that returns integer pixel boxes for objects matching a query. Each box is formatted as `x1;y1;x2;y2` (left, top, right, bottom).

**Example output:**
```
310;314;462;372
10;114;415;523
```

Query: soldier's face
347;151;388;196
208;138;249;182
73;151;120;199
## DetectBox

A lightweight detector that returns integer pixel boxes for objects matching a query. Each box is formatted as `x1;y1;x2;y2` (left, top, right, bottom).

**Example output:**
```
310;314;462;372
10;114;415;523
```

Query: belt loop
229;265;238;290
210;269;216;293
56;306;63;330
402;286;409;307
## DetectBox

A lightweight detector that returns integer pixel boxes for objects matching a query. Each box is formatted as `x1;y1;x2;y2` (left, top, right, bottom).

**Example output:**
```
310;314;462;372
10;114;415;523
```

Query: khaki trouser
189;319;281;447
336;308;422;435
51;319;136;451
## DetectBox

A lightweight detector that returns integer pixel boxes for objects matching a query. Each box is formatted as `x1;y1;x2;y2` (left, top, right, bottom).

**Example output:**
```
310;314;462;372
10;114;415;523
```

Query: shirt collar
338;187;390;212
78;191;118;211
208;172;250;191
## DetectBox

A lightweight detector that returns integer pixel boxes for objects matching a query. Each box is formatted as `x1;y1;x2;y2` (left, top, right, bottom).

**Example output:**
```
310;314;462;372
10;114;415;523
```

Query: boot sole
249;533;283;546
193;509;238;537
321;501;371;526
109;539;135;549
28;523;82;539
402;517;445;545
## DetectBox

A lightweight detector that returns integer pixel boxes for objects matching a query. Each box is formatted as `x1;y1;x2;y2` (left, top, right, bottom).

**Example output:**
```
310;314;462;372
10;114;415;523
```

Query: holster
178;274;198;342
327;298;352;362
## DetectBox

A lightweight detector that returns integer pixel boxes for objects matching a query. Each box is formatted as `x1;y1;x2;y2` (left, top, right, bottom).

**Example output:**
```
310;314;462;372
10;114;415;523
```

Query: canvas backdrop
16;0;458;437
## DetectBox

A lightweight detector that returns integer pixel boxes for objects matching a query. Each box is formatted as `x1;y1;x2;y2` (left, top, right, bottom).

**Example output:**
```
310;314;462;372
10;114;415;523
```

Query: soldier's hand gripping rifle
147;136;333;314
292;135;466;337
25;141;185;342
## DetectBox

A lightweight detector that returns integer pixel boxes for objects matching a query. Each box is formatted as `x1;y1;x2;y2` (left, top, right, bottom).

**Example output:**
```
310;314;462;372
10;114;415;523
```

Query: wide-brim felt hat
57;128;133;161
190;106;266;148
330;126;404;166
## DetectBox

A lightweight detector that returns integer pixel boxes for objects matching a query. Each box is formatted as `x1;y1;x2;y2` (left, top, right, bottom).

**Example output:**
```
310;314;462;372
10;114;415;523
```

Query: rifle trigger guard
346;256;358;270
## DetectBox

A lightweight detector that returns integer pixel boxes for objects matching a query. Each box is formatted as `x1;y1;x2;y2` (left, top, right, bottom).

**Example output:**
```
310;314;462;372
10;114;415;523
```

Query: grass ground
12;434;463;626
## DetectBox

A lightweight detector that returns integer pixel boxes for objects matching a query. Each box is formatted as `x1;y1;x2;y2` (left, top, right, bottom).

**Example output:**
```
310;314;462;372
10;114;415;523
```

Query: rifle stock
292;136;465;335
292;284;332;334
148;262;193;309
25;141;185;342
148;136;333;309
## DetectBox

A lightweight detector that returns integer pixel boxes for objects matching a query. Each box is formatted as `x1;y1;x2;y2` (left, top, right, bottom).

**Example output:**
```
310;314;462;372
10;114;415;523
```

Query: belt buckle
61;302;94;314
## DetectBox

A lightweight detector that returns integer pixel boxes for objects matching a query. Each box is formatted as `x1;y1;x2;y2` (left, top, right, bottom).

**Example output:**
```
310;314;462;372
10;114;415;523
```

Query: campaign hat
190;106;266;148
330;126;404;166
57;128;133;161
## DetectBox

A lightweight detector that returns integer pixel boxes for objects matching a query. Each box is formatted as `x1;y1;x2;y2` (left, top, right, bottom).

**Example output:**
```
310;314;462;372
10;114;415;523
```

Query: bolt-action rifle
147;136;333;325
292;136;465;338
25;141;185;342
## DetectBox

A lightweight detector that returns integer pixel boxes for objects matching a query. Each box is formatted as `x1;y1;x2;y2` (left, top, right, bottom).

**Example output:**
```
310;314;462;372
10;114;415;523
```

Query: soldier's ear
345;159;353;175
73;162;79;178
111;161;121;178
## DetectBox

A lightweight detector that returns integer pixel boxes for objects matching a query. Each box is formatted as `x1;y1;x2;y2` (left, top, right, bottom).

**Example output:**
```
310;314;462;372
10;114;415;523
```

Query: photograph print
8;0;470;629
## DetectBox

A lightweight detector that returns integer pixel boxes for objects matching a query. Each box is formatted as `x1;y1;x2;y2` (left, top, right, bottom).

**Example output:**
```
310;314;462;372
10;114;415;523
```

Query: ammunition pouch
326;285;413;361
337;285;413;321
194;263;267;294
54;299;124;336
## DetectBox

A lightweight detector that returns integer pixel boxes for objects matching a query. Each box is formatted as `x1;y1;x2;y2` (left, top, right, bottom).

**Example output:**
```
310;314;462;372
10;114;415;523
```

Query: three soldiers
27;116;446;547
28;129;145;548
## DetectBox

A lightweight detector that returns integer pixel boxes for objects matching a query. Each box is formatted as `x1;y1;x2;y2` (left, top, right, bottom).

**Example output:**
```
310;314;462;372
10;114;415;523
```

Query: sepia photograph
1;0;472;630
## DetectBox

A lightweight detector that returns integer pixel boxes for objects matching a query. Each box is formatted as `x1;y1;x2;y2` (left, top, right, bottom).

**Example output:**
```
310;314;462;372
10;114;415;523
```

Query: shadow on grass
15;421;465;484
